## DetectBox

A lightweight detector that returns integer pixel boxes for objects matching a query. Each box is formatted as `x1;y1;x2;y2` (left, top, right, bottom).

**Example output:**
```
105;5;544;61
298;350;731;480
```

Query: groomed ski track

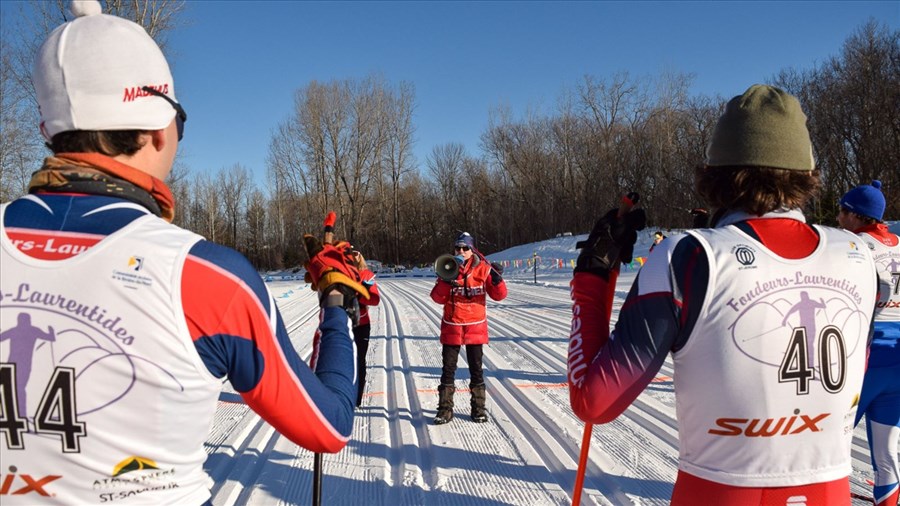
204;276;877;505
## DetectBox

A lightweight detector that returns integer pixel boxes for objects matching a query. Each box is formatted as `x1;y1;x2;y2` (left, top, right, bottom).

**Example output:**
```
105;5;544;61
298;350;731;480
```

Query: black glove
574;207;647;279
489;262;504;285
320;285;362;326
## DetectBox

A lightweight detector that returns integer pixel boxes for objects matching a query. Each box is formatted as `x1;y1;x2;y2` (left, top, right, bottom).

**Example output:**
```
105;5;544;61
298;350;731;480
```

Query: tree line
2;2;897;270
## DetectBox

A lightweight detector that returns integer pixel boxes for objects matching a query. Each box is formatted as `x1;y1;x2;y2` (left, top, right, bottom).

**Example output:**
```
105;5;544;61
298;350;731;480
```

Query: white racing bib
674;225;876;486
0;205;221;505
860;231;900;324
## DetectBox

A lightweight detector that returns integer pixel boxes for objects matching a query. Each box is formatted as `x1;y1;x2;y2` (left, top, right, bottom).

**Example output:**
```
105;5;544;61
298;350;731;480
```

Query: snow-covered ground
206;226;891;505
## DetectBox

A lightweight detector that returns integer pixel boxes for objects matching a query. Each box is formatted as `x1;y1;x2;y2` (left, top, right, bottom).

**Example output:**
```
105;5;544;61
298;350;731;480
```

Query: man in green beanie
568;84;878;505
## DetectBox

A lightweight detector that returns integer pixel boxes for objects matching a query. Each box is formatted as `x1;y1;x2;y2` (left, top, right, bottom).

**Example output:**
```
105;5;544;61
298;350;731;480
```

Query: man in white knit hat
0;2;365;504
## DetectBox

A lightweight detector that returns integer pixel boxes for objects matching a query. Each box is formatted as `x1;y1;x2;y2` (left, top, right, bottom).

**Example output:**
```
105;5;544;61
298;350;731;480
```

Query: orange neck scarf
28;152;175;222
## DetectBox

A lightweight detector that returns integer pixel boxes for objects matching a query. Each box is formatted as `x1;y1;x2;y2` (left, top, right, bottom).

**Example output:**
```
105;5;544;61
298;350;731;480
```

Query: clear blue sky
5;1;900;187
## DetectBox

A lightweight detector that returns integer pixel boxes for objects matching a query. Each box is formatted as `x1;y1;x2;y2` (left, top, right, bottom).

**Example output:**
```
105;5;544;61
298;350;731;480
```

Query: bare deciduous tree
267;74;417;266
0;36;44;202
220;164;251;249
775;20;899;223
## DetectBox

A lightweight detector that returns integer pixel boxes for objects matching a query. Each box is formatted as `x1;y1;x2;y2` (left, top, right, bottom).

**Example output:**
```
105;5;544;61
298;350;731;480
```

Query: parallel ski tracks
386;282;572;504
388;280;635;505
495;279;874;495
206;404;279;504
379;288;436;504
203;278;876;504
488;291;682;453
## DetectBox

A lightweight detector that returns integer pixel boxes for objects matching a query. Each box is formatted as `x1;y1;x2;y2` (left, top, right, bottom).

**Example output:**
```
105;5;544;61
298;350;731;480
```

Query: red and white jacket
430;257;507;345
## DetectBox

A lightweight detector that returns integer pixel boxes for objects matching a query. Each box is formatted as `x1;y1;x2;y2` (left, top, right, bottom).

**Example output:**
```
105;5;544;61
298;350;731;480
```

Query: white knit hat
33;0;178;140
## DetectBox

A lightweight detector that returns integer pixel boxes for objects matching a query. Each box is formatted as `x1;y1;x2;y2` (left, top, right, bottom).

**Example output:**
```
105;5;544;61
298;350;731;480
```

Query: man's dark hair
695;165;821;216
843;209;879;226
49;130;148;156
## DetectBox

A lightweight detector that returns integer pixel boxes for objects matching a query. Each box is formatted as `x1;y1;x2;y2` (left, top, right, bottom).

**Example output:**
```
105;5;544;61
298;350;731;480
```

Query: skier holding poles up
568;85;879;505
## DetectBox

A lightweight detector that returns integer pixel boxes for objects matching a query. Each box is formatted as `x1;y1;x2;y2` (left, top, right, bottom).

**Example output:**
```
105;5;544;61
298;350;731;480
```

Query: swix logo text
708;411;829;437
0;466;62;496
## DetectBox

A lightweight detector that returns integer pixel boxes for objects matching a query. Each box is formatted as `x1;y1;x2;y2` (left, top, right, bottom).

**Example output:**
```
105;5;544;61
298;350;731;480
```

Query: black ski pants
353;323;371;407
440;343;484;386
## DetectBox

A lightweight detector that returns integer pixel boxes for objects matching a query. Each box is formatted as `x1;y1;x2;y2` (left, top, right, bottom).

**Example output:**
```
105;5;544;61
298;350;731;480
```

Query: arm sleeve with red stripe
568;235;709;423
183;240;355;453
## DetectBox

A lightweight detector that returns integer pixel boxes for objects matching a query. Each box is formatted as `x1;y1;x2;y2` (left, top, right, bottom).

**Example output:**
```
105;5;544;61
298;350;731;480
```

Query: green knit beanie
706;84;815;171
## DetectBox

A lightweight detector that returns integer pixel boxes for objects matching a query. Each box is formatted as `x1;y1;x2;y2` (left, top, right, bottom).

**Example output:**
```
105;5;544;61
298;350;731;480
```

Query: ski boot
470;383;488;423
434;384;455;425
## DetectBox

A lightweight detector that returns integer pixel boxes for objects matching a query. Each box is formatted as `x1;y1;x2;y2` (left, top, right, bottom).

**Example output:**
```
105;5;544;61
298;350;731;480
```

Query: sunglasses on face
141;86;187;141
455;245;471;252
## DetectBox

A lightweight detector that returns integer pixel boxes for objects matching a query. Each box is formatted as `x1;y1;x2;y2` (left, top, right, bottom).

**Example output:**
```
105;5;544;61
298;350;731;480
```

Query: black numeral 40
778;325;846;395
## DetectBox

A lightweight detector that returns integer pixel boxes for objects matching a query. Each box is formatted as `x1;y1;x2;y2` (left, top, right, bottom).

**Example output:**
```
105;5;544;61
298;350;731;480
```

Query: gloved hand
574;207;647;279
303;234;370;324
490;262;504;285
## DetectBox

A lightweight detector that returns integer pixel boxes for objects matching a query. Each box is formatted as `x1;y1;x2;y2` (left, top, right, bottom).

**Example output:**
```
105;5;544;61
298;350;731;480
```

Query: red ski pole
572;192;639;506
571;423;593;505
